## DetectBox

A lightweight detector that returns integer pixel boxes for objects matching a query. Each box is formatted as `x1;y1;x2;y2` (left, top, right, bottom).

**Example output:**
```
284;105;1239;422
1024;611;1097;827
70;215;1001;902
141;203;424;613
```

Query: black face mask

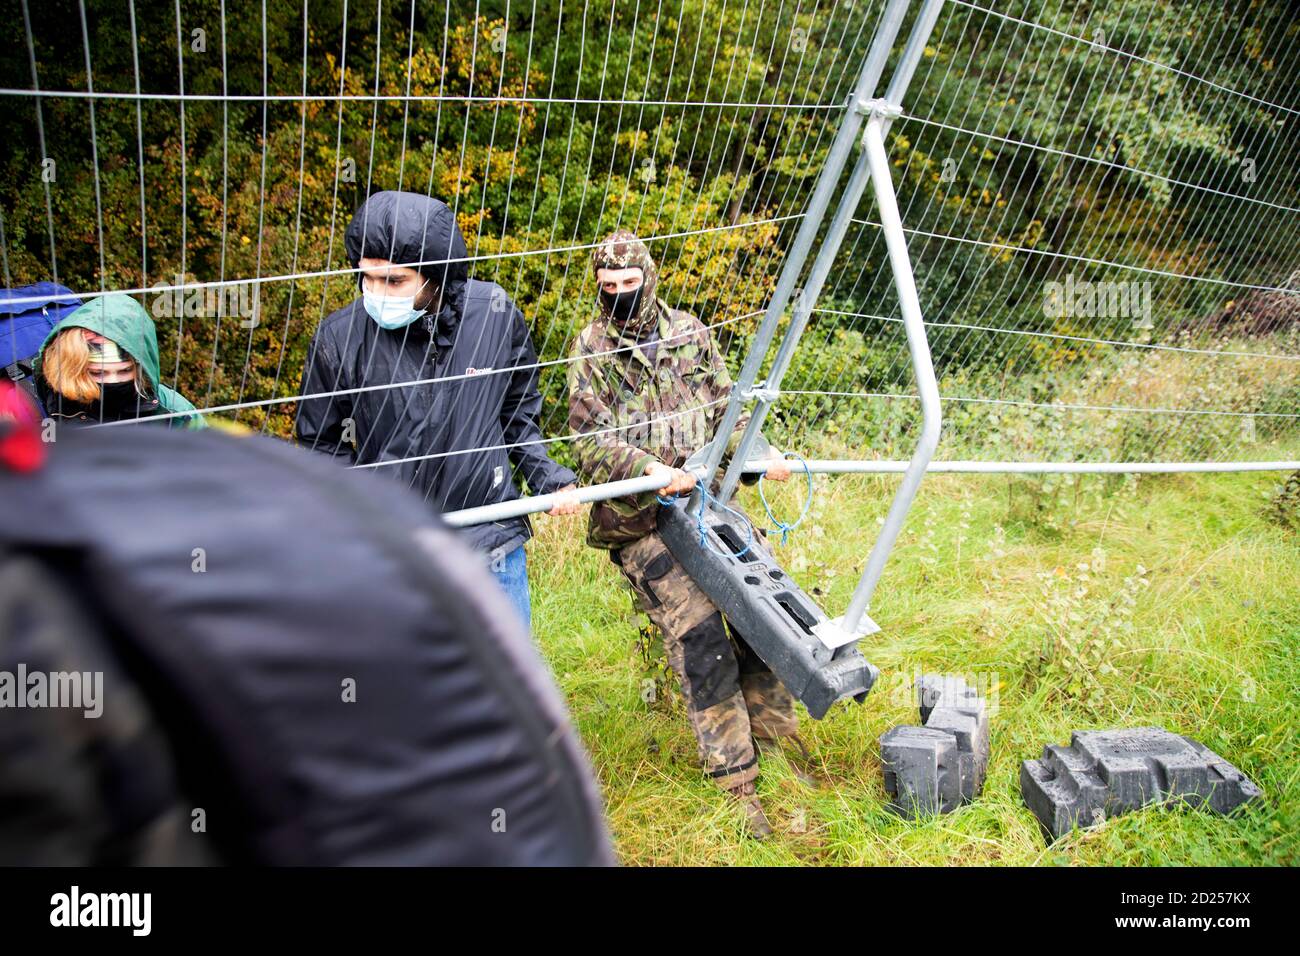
600;286;643;326
98;381;147;418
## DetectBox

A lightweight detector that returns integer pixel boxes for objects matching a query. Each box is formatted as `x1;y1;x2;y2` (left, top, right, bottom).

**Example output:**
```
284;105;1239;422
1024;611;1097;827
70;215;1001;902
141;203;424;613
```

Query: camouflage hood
590;230;667;342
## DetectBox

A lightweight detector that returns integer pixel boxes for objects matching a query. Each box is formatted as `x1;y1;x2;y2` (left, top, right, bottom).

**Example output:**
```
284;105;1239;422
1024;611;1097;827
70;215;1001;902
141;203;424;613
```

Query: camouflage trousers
614;529;798;790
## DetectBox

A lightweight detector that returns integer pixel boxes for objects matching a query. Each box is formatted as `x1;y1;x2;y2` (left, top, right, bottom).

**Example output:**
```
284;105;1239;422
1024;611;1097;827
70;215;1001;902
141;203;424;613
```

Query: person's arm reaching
295;330;357;463
500;305;578;502
568;339;661;486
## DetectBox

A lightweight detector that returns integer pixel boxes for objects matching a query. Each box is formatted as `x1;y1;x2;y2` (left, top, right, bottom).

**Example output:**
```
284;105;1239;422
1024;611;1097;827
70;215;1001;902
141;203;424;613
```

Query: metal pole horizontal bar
441;472;674;528
440;457;1299;527
788;459;1300;474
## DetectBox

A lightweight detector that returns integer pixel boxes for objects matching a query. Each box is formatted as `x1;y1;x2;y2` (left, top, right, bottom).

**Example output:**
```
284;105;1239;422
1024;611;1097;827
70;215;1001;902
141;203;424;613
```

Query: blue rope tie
656;481;753;558
758;451;814;546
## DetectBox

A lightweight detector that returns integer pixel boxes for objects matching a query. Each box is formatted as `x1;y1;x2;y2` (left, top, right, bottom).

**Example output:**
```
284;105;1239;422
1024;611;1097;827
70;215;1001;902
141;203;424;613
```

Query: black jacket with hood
296;192;575;557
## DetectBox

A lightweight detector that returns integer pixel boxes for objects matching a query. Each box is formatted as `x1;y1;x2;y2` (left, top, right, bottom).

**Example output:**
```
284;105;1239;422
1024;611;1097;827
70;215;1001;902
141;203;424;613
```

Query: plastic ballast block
881;725;962;816
656;498;878;720
880;672;991;816
1020;727;1263;841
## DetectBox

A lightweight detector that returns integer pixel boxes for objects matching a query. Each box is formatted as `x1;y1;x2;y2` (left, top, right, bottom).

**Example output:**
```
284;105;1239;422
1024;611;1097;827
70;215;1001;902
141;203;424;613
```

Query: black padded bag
0;426;613;866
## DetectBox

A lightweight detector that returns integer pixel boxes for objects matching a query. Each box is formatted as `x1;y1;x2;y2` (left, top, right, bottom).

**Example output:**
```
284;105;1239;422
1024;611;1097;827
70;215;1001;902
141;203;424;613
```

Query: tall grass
527;336;1299;864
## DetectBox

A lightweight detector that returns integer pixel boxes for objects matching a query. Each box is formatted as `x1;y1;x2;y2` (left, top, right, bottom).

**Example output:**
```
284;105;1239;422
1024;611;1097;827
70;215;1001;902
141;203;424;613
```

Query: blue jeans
489;544;531;631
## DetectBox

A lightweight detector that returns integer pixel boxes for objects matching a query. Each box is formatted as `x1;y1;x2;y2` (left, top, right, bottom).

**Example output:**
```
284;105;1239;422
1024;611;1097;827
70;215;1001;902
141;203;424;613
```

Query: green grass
528;465;1300;866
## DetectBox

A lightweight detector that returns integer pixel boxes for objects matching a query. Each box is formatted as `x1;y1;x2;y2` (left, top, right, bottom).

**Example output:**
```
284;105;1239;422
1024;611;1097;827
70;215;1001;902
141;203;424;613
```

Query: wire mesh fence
1;0;1296;484
765;0;1300;467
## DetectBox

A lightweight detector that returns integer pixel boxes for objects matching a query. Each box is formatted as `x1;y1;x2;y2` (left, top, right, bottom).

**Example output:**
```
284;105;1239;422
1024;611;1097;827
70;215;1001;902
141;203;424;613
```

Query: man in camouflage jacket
567;229;804;839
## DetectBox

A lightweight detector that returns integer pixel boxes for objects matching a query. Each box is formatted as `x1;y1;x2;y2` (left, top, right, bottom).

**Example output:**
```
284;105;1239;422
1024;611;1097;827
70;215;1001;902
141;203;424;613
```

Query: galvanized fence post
715;0;949;510
690;0;916;513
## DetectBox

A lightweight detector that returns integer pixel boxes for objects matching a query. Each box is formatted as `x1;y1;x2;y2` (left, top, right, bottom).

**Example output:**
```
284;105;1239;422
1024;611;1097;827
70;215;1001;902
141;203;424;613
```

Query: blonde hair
42;328;150;404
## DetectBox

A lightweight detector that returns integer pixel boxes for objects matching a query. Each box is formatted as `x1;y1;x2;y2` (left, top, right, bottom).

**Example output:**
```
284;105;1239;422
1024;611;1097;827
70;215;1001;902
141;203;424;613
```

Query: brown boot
728;781;774;840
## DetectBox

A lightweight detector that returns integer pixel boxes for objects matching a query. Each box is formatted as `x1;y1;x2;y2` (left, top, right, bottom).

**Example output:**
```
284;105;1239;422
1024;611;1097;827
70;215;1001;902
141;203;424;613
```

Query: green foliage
2;0;1295;449
1031;550;1150;709
1270;469;1300;531
0;0;859;434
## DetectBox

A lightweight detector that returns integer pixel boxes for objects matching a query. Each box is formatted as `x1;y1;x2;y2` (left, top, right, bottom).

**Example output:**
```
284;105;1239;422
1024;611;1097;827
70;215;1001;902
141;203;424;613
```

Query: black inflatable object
0;426;613;866
656;498;878;719
0;552;217;865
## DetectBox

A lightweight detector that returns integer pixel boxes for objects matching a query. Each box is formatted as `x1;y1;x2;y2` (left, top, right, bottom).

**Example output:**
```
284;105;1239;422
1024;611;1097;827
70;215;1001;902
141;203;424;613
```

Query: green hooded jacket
33;293;205;428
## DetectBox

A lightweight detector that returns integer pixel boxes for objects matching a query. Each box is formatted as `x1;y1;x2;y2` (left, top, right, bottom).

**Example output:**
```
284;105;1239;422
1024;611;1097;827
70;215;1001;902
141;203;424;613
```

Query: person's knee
742;672;799;738
680;612;741;711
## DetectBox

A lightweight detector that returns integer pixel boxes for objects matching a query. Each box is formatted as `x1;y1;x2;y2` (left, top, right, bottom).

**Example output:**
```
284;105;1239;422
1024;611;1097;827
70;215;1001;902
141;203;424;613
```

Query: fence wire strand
2;0;1296;480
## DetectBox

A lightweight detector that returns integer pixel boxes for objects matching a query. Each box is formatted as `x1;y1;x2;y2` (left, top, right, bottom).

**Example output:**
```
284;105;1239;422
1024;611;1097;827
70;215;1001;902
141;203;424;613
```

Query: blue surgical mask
363;278;430;330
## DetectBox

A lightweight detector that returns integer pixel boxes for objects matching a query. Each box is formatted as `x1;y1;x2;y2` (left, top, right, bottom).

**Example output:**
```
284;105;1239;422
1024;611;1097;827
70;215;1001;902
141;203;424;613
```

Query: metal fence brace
1020;727;1263;842
704;0;949;646
650;1;951;721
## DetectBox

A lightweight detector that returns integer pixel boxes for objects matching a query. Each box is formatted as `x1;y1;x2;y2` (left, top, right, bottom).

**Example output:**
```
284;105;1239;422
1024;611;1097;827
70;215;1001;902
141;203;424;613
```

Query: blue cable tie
654;476;753;558
758;451;814;546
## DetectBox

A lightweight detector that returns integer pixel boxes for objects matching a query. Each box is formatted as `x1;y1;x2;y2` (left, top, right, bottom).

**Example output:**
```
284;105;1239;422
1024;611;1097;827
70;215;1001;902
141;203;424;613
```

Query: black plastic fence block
1020;727;1263;842
925;705;988;802
880;673;992;817
917;672;983;724
657;499;878;719
916;672;990;801
881;725;962;816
